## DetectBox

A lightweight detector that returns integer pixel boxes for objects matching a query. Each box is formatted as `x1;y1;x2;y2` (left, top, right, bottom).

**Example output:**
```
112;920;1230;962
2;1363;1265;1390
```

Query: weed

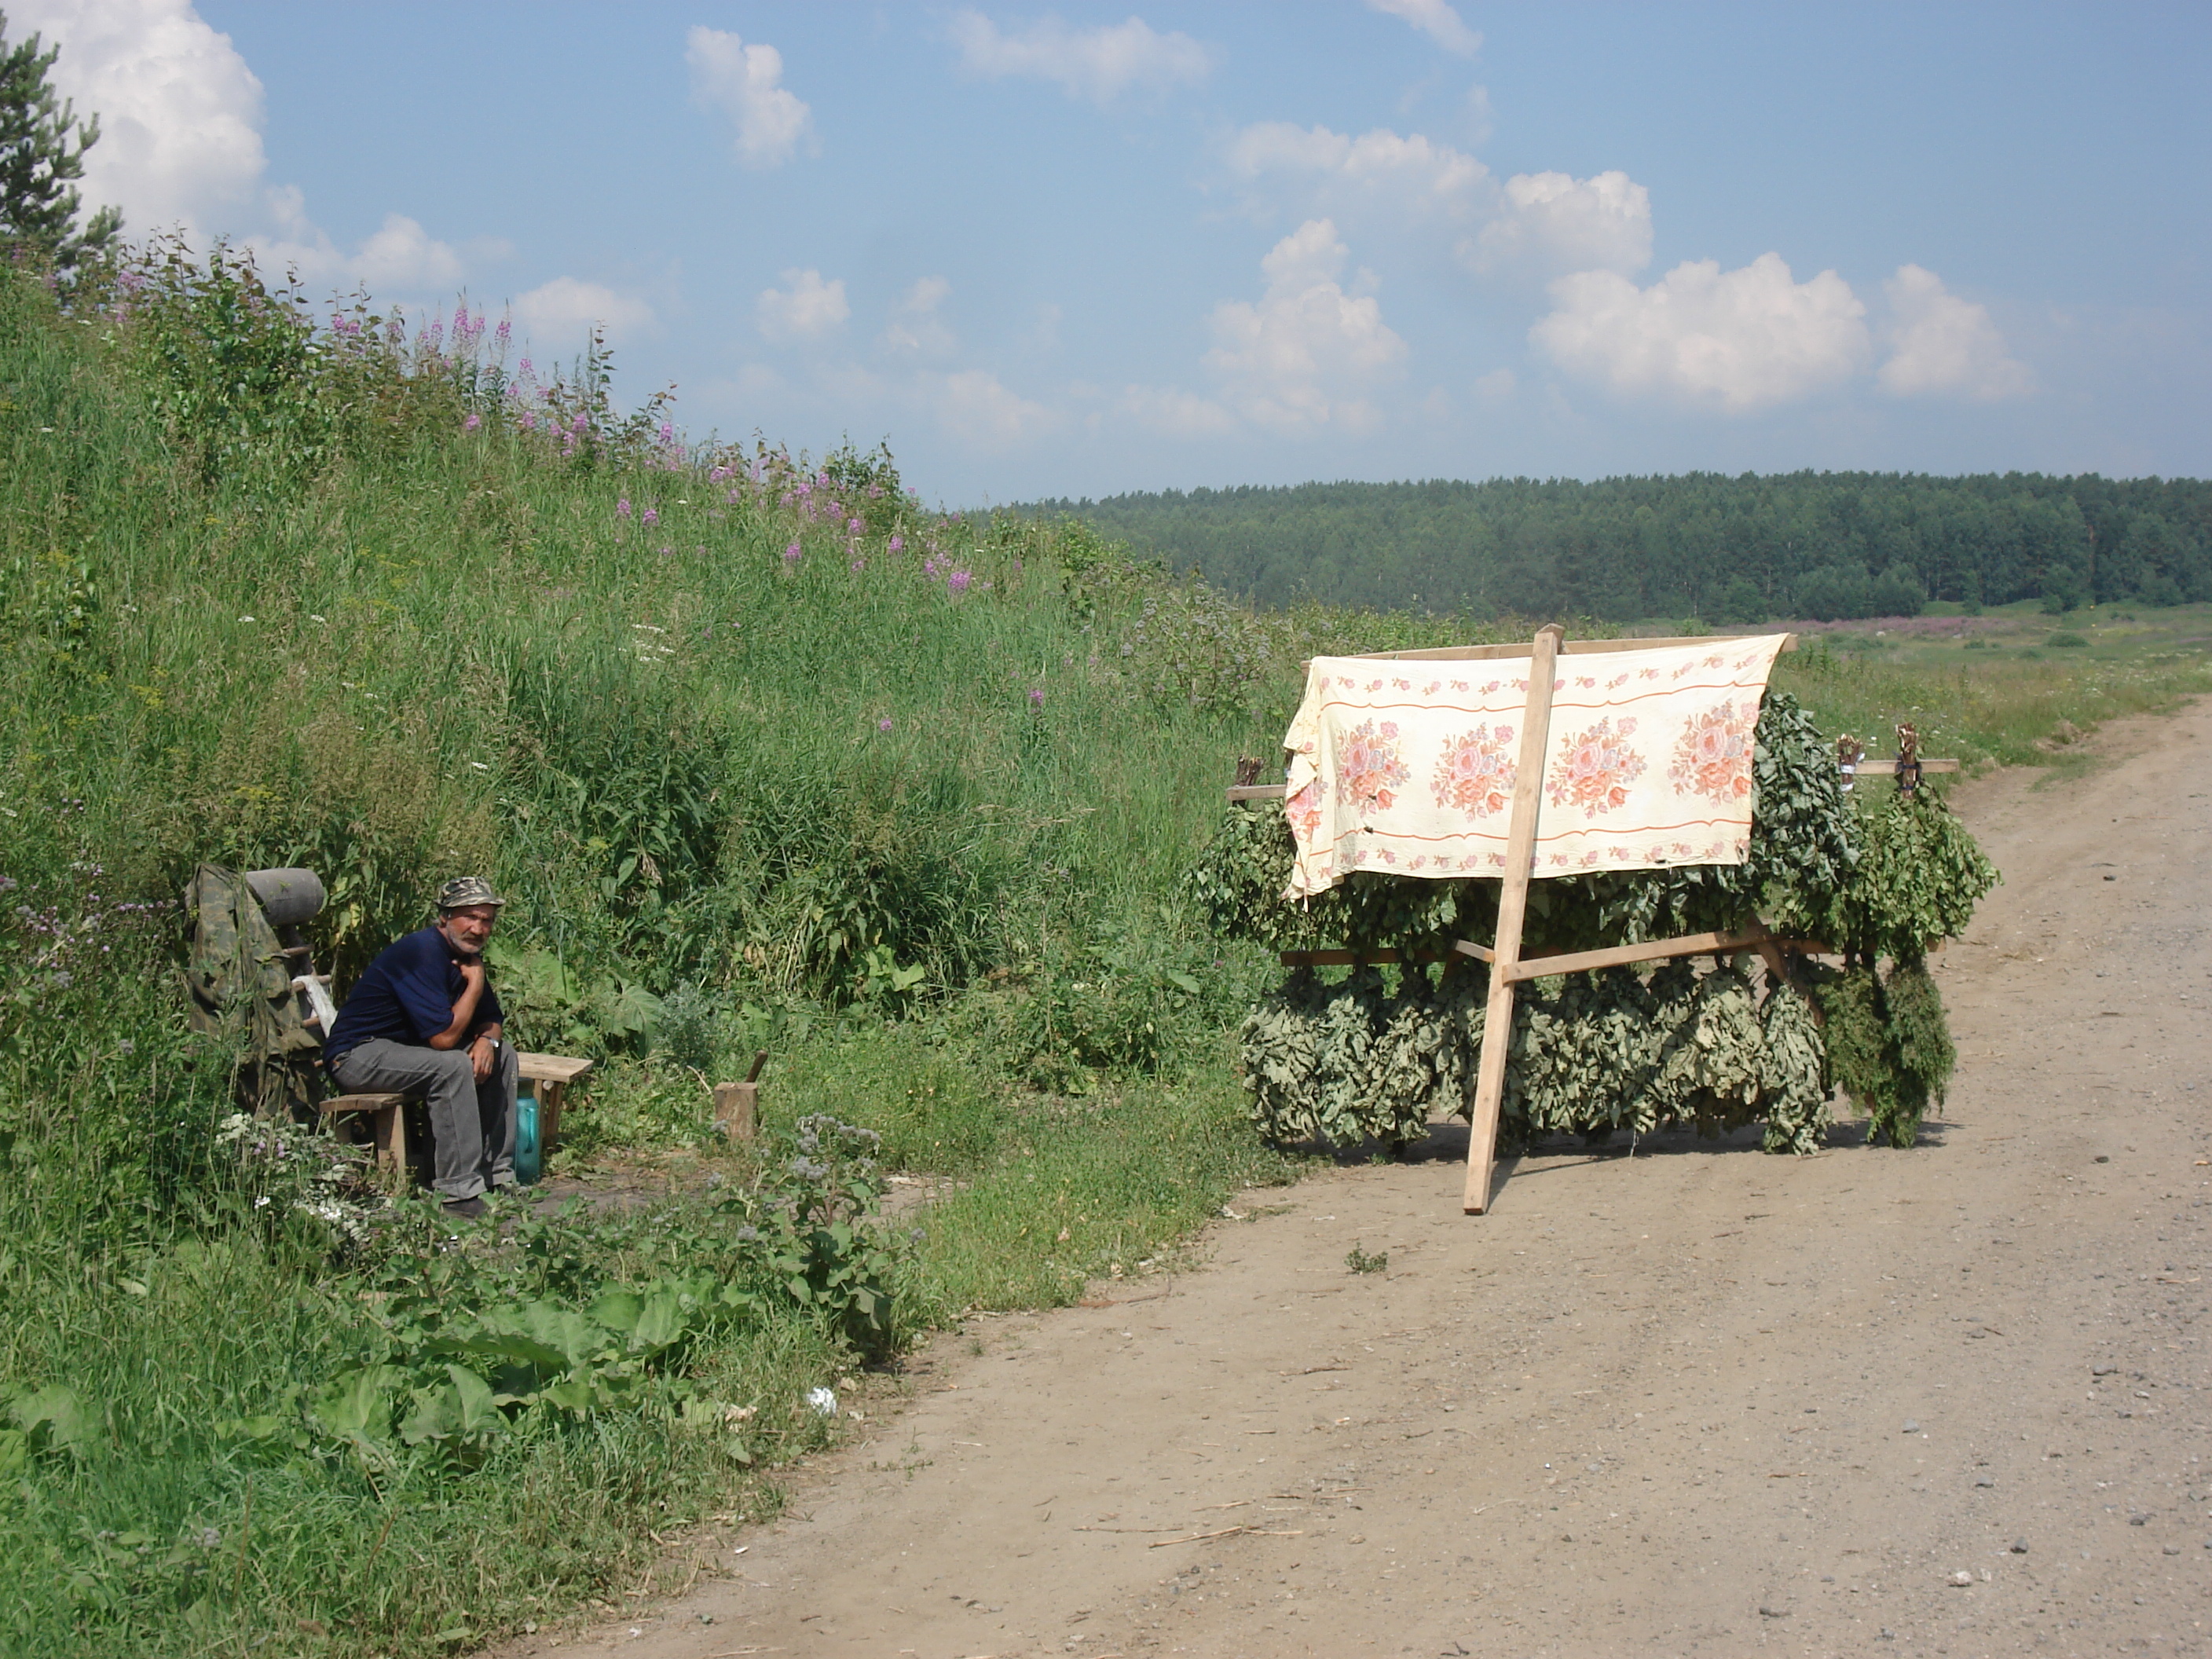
1345;1243;1389;1275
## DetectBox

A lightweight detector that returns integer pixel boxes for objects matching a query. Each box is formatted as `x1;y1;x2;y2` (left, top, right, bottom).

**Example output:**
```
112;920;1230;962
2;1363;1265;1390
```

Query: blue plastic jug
515;1086;543;1185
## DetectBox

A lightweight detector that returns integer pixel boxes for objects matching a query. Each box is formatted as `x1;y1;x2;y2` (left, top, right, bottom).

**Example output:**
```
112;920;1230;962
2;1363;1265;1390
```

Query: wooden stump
713;1080;760;1141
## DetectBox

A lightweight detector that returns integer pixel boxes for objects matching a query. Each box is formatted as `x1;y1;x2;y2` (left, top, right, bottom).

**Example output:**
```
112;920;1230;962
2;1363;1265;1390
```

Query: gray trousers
331;1038;517;1200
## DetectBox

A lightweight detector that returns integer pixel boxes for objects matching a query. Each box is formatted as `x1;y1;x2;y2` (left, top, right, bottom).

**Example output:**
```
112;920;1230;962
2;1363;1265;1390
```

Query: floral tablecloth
1280;635;1790;897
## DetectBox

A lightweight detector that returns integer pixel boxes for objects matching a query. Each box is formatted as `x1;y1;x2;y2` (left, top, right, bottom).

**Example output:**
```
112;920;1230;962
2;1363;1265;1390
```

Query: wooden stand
1235;624;1945;1216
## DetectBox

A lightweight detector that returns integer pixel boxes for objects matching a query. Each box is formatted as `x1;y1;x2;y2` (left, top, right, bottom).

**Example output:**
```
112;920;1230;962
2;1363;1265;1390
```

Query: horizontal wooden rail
1227;783;1287;801
1277;948;1458;967
1341;632;1796;665
1859;757;1960;774
1501;926;1772;983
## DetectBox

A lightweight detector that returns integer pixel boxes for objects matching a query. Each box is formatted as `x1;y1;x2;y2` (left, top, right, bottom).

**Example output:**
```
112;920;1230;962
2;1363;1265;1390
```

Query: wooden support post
1463;624;1564;1214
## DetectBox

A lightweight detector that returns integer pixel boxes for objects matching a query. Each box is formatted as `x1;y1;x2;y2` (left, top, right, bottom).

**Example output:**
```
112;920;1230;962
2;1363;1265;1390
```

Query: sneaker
441;1194;489;1220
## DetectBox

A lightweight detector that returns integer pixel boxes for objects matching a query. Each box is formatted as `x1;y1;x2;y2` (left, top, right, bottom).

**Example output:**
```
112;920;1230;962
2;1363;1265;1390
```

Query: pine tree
0;12;121;274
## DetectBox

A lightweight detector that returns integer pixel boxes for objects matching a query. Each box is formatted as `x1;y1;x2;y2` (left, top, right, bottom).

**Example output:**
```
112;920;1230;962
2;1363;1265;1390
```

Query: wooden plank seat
320;1092;412;1181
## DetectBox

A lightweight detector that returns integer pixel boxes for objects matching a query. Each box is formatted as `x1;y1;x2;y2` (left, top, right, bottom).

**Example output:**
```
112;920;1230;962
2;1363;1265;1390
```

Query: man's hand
459;958;487;990
468;1033;496;1082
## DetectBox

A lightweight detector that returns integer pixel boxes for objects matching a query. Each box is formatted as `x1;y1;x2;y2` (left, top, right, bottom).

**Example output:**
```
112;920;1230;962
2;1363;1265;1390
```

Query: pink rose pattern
1547;717;1646;819
1668;700;1755;802
1338;719;1410;812
1430;724;1517;819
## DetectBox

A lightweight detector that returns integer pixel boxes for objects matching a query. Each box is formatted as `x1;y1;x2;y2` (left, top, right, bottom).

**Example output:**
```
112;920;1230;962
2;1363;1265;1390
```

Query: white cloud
1877;264;2034;401
1118;383;1237;438
883;276;954;357
1467;170;1652;278
351;214;467;291
1531;252;1870;412
18;0;485;296
11;0;263;236
511;277;655;346
1365;0;1482;57
756;269;850;343
949;9;1213;105
1203;218;1407;435
1227;120;1489;223
687;26;815;169
936;368;1057;448
1474;366;1517;404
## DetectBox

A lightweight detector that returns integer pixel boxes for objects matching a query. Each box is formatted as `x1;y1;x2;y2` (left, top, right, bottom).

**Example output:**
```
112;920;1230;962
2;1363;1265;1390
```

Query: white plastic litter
806;1386;838;1417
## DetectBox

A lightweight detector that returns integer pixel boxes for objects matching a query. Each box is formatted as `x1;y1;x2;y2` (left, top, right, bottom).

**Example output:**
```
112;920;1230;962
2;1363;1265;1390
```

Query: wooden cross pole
1463;623;1564;1214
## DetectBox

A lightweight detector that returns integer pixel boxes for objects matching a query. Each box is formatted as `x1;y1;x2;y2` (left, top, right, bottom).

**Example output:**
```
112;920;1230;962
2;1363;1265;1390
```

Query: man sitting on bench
324;877;518;1219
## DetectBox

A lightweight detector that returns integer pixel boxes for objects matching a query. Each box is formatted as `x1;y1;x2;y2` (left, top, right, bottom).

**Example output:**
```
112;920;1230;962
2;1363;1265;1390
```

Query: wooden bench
320;1092;412;1185
320;1052;592;1187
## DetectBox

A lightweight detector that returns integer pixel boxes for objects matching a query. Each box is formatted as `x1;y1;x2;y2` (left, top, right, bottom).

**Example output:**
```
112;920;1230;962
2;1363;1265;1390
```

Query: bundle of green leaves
1815;959;1959;1148
1240;956;1834;1154
1822;790;2000;965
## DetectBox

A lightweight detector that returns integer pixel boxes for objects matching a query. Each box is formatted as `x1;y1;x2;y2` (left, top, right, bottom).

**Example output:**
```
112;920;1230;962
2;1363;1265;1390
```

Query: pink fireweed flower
642;507;658;527
783;542;802;564
922;557;939;577
888;535;903;554
463;412;480;431
848;517;863;533
850;558;866;572
520;412;539;430
877;717;893;731
947;570;972;595
617;498;632;518
1027;688;1044;708
659;421;675;444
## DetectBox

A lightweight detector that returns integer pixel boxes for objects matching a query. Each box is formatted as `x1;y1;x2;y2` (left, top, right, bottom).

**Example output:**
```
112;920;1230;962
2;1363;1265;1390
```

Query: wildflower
888;535;904;553
617;498;632;518
1028;688;1044;708
783;542;802;564
239;615;255;623
848;517;863;533
877;717;892;731
521;412;538;430
642;507;658;527
850;558;866;572
463;412;481;431
494;318;511;346
947;570;972;595
659;421;675;444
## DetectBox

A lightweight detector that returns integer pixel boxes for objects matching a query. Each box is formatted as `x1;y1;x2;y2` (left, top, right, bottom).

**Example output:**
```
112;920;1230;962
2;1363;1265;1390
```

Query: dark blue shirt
326;926;504;1062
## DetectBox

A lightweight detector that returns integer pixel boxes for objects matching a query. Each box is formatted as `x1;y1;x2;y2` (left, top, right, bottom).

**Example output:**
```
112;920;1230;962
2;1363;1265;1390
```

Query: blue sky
21;1;2211;501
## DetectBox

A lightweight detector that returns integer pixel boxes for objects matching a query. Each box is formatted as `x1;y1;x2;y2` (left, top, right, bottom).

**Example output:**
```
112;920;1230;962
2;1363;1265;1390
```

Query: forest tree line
1016;472;2212;621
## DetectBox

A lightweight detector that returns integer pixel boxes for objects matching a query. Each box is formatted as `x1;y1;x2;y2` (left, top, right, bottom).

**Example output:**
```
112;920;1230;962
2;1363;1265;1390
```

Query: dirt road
515;705;2212;1658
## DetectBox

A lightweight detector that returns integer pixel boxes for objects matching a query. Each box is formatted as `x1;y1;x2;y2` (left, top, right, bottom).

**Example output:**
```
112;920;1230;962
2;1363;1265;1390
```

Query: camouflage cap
436;876;507;912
